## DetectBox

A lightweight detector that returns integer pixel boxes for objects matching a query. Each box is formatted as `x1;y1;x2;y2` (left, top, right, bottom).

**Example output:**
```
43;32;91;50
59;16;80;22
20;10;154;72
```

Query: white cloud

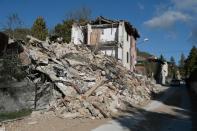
144;0;197;42
172;0;197;13
144;11;191;28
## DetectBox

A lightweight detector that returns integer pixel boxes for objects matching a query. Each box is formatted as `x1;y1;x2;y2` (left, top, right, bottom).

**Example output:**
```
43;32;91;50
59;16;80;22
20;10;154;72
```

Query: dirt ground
4;112;110;131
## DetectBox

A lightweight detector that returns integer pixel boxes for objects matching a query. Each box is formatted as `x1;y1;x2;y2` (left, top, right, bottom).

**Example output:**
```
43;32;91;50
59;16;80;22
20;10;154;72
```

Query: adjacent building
71;16;140;71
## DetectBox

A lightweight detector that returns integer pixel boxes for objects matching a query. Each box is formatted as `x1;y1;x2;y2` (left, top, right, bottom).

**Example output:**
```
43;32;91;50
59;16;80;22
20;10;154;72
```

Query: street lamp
138;38;149;45
143;38;149;42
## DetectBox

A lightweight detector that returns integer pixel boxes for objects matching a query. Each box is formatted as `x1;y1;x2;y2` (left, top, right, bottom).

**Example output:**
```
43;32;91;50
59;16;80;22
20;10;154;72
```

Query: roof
91;16;119;24
91;16;140;40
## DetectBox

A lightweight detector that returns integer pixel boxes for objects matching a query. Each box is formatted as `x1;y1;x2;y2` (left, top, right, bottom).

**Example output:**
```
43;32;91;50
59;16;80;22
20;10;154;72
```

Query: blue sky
0;0;197;63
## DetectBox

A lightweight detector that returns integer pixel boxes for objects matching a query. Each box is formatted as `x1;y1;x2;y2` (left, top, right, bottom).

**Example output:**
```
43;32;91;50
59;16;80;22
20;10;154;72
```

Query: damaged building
0;30;160;119
71;16;140;71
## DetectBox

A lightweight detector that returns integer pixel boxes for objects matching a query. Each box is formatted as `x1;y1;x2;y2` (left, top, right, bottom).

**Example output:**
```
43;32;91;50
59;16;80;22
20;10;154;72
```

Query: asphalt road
92;85;197;131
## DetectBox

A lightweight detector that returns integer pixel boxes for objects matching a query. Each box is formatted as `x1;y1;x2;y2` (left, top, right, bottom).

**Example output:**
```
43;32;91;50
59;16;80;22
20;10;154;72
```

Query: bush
0;109;32;121
31;16;48;40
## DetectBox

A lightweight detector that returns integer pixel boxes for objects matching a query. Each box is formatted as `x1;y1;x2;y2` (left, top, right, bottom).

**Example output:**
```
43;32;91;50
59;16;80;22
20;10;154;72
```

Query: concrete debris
2;35;160;119
0;124;5;131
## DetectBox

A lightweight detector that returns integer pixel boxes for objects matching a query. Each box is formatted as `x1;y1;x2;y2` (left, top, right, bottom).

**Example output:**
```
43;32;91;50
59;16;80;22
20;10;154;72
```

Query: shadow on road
110;85;197;131
112;104;191;131
187;87;197;131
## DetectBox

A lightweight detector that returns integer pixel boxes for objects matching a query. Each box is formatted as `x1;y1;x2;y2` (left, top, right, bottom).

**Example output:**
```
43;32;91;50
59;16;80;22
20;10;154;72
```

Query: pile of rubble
16;36;159;119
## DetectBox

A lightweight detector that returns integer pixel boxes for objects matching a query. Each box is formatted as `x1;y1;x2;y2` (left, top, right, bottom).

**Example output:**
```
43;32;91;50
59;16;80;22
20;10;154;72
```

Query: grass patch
0;109;32;122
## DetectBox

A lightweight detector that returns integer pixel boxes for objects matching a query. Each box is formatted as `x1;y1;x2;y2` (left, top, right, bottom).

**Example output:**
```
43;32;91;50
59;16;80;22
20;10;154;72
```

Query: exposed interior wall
71;24;84;45
72;22;137;71
100;46;118;58
87;25;120;60
88;26;118;45
90;29;101;46
100;28;118;42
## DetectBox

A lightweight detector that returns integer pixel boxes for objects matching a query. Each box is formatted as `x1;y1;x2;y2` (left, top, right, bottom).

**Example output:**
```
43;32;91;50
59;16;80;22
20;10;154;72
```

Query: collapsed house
135;55;169;83
0;31;161;119
71;16;140;71
146;58;169;85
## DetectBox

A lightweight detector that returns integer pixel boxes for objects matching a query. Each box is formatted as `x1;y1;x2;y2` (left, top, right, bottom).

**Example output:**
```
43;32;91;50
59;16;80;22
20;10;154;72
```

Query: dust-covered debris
1;35;160;119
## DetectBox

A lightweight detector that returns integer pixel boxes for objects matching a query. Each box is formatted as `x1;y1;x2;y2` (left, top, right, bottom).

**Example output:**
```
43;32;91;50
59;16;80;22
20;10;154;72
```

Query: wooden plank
92;103;109;118
84;79;105;97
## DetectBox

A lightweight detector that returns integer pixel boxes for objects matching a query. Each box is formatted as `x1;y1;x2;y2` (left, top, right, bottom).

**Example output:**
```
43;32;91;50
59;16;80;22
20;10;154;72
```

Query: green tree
168;56;176;79
159;54;165;62
170;56;176;66
185;46;197;77
179;53;186;78
53;6;91;43
179;53;186;67
137;48;153;58
31;17;48;40
54;20;74;43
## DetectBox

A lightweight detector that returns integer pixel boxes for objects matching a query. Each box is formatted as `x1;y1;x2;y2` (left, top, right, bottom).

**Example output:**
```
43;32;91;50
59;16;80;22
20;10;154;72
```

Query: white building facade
71;16;140;71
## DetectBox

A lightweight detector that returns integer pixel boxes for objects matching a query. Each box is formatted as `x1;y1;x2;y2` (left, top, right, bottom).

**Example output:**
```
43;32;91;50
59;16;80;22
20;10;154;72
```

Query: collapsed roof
90;16;140;40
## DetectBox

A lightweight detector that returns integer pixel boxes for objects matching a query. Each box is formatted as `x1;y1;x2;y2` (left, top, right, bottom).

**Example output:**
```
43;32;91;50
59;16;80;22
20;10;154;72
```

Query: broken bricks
14;35;160;119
